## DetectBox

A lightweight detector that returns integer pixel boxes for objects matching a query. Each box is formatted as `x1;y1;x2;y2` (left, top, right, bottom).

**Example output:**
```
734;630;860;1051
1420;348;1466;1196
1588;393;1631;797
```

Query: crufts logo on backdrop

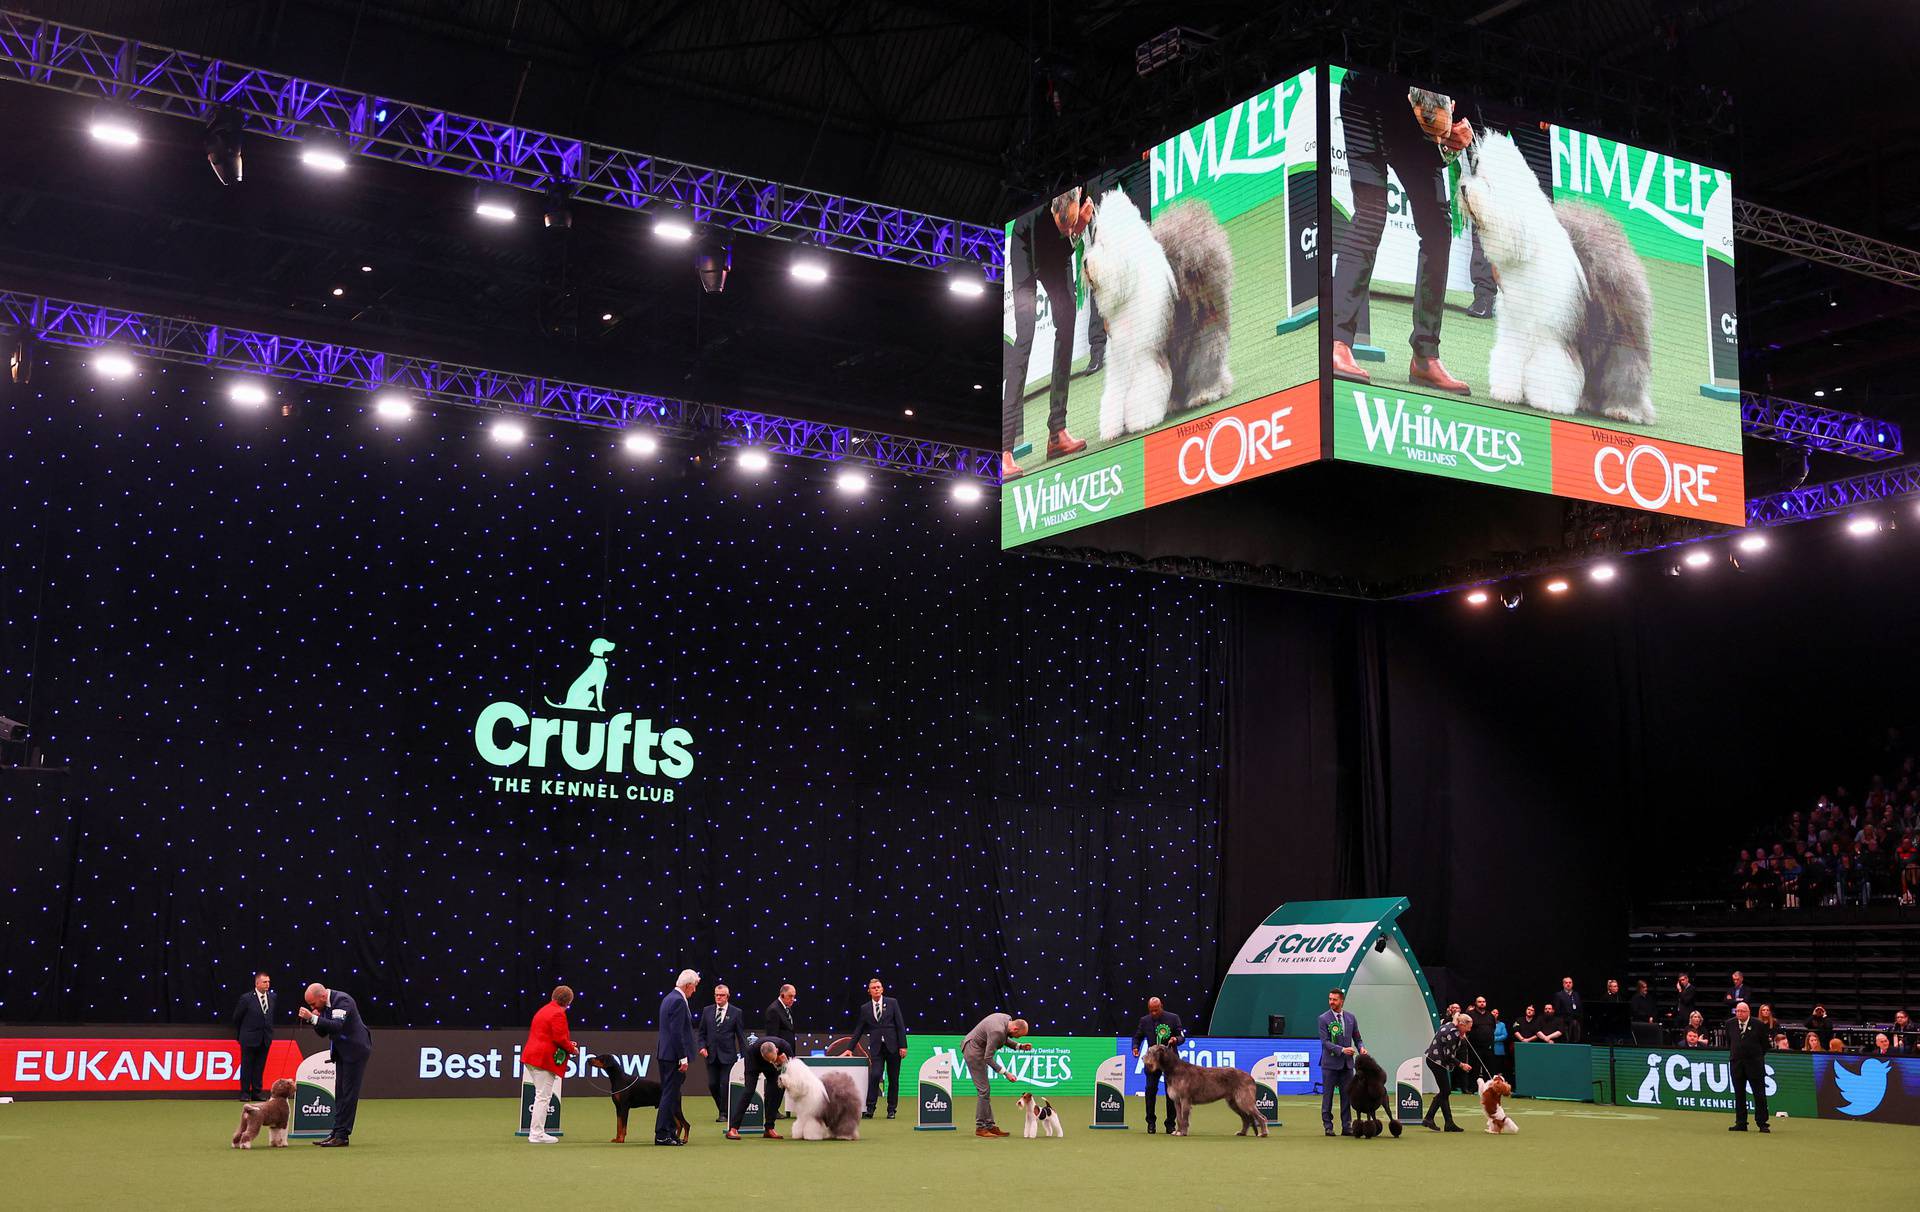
1226;923;1370;975
472;637;695;803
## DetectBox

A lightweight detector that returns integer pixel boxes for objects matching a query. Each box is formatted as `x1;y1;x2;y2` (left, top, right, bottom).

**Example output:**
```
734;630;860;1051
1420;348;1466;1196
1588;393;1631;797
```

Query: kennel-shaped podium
1210;896;1441;1112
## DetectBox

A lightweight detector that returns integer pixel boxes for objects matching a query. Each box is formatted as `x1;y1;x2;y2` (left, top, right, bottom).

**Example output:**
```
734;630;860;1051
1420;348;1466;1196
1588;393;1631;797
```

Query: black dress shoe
1444;1124;1464;1133
887;1110;896;1120
1085;350;1106;375
1146;1122;1156;1134
1324;1127;1334;1137
1340;1125;1353;1136
1759;1124;1771;1134
655;1138;684;1146
315;1137;349;1147
1423;1120;1438;1132
862;1111;874;1119
1467;299;1494;319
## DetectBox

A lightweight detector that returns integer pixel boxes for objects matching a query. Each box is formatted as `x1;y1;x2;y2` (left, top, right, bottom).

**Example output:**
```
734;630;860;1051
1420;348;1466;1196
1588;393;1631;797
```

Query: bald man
1131;997;1186;1134
961;1012;1032;1137
298;982;373;1146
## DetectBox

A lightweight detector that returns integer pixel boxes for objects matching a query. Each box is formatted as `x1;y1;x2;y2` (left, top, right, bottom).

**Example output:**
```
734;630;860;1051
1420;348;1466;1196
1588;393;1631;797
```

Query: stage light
331;286;345;297
835;470;868;495
229;382;269;407
299;133;349;173
361;264;374;273
790;246;829;284
654;216;695;243
601;312;615;322
694;233;731;294
1465;590;1489;605
1545;579;1570;594
903;408;915;417
8;336;34;385
1589;564;1616;582
490;419;527;445
1814;390;1826;398
473;187;517;223
88;105;140;148
946;262;986;297
1846;515;1881;537
622;432;657;456
374;393;413;420
972;384;982;391
94;351;135;379
541;183;573;230
203;109;244;185
1683;549;1712;568
1736;533;1768;554
951;481;983;504
1499;589;1524;610
736;448;771;473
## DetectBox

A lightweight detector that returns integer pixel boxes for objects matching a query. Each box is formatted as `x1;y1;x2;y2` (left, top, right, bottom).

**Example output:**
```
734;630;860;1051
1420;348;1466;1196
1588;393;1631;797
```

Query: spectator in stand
1464;998;1495;1093
1801;1032;1821;1053
1898;832;1920;906
1801;850;1831;907
1538;1001;1566;1044
1686;1010;1709;1046
1491;1009;1511;1081
1891;1010;1915;1056
1808;1004;1835;1048
1726;972;1752;1009
1773;1033;1792;1051
1779;855;1803;907
1674;974;1698;1026
1872;1033;1897;1058
1828;1036;1848;1054
1554;977;1585;1043
1838;854;1870;906
1629;980;1657;1025
1757;1004;1779;1039
1685;1027;1708;1048
1512;1005;1544;1046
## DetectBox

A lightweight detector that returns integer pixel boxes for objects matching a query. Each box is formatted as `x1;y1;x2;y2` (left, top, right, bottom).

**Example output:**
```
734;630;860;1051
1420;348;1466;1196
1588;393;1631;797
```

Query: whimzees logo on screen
472;637;695;803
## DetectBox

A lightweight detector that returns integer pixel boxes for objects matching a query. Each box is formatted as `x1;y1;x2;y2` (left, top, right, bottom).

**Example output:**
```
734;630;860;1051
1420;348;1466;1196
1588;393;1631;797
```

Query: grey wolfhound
1142;1044;1269;1137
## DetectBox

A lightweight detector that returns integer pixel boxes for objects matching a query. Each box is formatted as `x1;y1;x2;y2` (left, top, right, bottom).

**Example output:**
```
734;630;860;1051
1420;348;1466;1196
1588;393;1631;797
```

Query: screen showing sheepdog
1327;64;1743;525
999;67;1322;548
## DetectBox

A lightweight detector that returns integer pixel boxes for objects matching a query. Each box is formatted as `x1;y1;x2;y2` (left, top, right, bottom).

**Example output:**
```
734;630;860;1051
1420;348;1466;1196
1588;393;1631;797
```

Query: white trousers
529;1067;559;1138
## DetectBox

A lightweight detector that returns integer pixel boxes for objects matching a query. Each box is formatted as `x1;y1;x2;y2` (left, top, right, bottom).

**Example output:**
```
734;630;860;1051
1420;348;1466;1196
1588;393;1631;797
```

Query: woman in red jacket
524;986;579;1144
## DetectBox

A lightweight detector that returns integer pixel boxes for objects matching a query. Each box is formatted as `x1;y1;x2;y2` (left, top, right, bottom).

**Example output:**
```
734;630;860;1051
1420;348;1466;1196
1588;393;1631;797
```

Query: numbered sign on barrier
1091;1054;1128;1129
290;1051;336;1139
915;1052;956;1130
517;1077;562;1137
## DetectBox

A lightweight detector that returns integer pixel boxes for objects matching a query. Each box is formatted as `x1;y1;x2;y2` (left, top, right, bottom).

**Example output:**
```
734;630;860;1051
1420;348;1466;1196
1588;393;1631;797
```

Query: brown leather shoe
1046;430;1087;458
1332;341;1370;383
761;1128;783;1139
1002;451;1023;479
1409;355;1471;395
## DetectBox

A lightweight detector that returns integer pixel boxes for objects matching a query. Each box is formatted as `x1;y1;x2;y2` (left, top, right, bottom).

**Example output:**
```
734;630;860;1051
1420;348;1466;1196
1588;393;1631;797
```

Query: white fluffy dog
1083;189;1178;441
1458;132;1656;425
778;1058;862;1141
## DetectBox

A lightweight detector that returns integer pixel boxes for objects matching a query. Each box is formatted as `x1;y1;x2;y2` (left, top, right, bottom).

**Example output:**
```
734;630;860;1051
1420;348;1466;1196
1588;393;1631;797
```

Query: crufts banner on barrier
1210;897;1441;1108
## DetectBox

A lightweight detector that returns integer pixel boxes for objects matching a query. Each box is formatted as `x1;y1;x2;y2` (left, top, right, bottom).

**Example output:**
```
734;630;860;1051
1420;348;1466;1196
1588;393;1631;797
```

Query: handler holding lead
961;1012;1031;1138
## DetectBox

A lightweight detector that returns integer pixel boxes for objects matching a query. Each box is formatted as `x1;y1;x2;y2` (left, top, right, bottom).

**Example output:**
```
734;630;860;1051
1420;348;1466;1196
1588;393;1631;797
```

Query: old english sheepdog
1458;131;1656;425
1154;201;1235;413
779;1058;862;1141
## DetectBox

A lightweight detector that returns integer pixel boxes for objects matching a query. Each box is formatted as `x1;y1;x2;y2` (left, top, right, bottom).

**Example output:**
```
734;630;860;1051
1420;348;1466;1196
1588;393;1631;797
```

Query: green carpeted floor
2;1095;1910;1210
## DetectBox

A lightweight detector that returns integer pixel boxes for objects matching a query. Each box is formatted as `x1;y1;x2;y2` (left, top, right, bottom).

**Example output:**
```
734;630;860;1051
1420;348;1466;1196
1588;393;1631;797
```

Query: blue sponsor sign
1117;1037;1321;1096
1815;1054;1920;1126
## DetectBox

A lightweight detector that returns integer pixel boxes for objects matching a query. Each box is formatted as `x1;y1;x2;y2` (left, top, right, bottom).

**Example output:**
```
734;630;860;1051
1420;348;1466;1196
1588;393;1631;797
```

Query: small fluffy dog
779;1059;861;1141
1084;189;1179;441
1478;1075;1520;1134
1142;1044;1268;1138
1016;1091;1065;1138
232;1077;294;1149
1347;1052;1402;1139
1458;131;1656;425
1153;201;1235;412
588;1053;688;1144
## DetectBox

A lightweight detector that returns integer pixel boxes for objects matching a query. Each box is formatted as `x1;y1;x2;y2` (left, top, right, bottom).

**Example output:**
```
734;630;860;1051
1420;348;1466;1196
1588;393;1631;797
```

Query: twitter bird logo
1833;1059;1890;1116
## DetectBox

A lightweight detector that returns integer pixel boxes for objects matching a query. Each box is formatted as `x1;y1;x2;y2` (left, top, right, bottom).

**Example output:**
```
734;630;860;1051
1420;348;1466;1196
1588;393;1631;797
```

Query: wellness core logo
473;637;694;802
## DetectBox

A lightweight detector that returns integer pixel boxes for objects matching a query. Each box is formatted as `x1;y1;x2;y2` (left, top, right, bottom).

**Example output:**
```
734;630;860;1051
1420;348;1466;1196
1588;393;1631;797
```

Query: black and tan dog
1348;1052;1402;1139
589;1053;689;1144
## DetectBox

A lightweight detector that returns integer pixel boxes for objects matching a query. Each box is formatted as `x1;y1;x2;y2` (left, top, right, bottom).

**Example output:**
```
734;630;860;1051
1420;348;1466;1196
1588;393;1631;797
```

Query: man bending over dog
725;1038;792;1141
961;1012;1032;1137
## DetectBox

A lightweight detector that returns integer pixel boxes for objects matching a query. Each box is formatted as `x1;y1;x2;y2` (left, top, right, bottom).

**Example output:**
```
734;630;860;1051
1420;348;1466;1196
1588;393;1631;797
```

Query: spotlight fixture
473;186;517;223
790;244;830;284
972;383;982;391
229;382;269;407
736;448;771;473
1683;549;1712;568
203;108;244;185
1736;533;1768;554
490;419;527;445
903;408;915;417
1499;589;1524;610
1589;564;1616;582
622;431;658;456
835;470;869;494
951;481;983;504
94;350;135;379
693;231;731;294
330;286;345;298
600;312;615;323
653;215;695;243
1545;579;1570;594
374;393;413;420
1846;514;1881;537
945;262;987;298
88;103;140;148
8;335;33;385
541;182;574;230
360;264;374;273
298;132;349;173
1465;589;1489;605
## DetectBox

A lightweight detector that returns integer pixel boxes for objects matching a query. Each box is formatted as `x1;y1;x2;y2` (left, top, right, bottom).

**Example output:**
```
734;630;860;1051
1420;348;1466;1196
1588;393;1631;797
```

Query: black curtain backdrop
8;364;1920;1033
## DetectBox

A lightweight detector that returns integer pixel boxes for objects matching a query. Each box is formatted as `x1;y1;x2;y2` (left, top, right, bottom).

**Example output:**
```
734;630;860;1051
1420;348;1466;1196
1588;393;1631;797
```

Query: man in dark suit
299;982;372;1147
1317;988;1364;1137
725;1037;792;1141
1553;977;1585;1043
1726;1000;1772;1133
765;983;798;1041
1130;996;1186;1134
655;969;700;1146
231;971;276;1100
697;984;748;1123
847;978;909;1119
1726;970;1752;1010
1674;973;1698;1026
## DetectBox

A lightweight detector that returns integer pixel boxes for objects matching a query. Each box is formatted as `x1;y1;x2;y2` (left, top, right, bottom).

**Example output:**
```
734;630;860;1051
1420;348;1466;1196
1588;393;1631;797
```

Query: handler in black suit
1130;996;1186;1134
299;982;372;1146
1553;977;1586;1043
765;983;798;1041
231;972;276;1100
698;985;749;1122
725;1037;792;1140
1727;1001;1772;1133
848;978;909;1119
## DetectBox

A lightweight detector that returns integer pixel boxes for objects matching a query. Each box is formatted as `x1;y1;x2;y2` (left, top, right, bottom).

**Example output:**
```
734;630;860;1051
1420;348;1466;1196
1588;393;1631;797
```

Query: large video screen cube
999;64;1741;548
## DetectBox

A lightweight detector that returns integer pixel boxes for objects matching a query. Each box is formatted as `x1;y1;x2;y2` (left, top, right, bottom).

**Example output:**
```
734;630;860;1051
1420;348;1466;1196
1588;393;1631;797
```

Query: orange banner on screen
1550;423;1745;526
0;1038;303;1092
1143;382;1321;507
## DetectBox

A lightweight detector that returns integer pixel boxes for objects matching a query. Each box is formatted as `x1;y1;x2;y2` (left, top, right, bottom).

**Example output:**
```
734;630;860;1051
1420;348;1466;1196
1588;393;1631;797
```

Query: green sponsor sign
1550;127;1728;266
918;1035;1117;1099
1596;1046;1815;1119
1333;381;1553;493
999;442;1144;547
1149;69;1310;222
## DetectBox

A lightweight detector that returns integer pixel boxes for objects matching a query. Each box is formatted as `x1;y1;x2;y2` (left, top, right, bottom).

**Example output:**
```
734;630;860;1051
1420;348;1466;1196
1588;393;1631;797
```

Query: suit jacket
1318;1009;1362;1072
1727;985;1752;1008
1553;989;1584;1020
232;989;277;1047
848;997;909;1055
698;1002;748;1066
765;998;797;1041
523;1001;577;1077
657;989;696;1066
1727;1017;1770;1064
1674;985;1698;1021
309;989;372;1065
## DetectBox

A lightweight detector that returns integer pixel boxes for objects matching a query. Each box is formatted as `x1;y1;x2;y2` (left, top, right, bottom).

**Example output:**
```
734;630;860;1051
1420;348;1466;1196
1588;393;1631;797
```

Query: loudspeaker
1268;1015;1287;1037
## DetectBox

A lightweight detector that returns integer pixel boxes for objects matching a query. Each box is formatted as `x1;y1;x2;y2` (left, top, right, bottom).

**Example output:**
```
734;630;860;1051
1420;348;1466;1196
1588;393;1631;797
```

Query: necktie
875;1000;881;1022
259;992;268;1013
719;1007;726;1024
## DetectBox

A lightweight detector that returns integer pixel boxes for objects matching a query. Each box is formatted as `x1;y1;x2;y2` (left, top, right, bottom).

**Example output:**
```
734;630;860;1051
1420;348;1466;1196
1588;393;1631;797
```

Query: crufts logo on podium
473;637;695;802
1831;1059;1889;1117
1227;923;1372;975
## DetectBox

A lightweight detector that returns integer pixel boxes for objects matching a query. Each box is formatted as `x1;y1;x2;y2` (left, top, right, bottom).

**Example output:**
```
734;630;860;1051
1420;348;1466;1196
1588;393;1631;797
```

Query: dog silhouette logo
545;638;616;712
1629;1053;1662;1106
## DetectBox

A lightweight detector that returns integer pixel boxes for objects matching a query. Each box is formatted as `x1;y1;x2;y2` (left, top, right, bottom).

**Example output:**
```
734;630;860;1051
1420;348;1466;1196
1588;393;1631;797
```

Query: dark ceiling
2;0;1918;452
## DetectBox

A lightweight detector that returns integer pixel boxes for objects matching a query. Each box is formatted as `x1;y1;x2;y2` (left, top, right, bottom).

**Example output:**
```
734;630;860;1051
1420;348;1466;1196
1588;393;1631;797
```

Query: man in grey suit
960;1012;1031;1137
1318;988;1364;1137
697;984;748;1123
